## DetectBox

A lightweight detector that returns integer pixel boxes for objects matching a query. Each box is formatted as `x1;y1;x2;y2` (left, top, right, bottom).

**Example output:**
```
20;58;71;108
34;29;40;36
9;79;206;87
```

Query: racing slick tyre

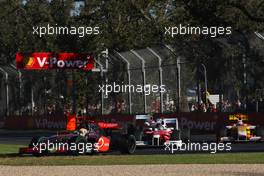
68;136;88;156
29;136;48;157
119;135;136;154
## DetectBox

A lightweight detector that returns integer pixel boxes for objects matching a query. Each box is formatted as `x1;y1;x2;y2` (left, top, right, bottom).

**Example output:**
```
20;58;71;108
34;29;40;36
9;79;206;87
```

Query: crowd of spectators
16;103;65;116
7;97;264;117
189;98;264;113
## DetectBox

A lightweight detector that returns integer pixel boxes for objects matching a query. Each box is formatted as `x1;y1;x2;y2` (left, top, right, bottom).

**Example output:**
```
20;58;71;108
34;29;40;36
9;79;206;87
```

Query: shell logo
24;57;35;68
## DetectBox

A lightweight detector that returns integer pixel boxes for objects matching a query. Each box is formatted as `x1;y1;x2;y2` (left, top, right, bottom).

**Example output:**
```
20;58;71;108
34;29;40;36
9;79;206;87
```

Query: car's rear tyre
68;136;87;156
119;135;136;154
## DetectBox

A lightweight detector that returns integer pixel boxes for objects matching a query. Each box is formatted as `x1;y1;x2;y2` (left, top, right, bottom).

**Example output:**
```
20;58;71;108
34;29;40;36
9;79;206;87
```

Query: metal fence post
114;51;132;114
200;63;208;105
131;50;147;114
147;47;164;114
94;59;105;115
0;68;9;116
165;45;181;112
10;64;22;115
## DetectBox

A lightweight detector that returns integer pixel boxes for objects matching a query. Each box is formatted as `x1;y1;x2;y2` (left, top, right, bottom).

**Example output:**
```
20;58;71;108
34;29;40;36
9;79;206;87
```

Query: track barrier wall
2;113;264;133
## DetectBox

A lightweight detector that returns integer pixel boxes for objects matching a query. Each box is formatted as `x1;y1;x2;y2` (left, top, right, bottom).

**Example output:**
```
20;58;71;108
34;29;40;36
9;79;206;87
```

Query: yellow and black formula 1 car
220;114;262;142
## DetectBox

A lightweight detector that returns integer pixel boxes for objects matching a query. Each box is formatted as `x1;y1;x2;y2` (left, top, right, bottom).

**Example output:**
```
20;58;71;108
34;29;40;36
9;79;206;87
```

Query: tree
0;0;264;114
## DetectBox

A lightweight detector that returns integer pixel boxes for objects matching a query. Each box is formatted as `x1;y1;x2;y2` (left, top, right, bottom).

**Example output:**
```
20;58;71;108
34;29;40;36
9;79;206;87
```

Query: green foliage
0;0;263;112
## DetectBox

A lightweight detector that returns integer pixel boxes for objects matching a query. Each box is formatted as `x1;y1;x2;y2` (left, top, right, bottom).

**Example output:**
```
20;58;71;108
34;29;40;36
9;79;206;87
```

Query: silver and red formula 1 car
19;121;136;156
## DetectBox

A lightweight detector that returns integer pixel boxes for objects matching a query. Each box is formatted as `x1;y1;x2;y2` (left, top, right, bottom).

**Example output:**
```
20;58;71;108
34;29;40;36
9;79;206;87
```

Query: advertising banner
155;112;264;134
4;115;66;130
3;113;264;131
16;52;94;70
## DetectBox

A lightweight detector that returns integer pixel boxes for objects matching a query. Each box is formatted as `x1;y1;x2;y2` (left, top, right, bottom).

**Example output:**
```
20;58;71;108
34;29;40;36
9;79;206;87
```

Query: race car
19;121;136;156
136;116;182;147
220;114;262;142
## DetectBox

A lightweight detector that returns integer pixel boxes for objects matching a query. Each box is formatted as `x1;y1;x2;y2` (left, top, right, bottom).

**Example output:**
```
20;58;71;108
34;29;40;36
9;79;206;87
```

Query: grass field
1;144;264;165
0;144;25;154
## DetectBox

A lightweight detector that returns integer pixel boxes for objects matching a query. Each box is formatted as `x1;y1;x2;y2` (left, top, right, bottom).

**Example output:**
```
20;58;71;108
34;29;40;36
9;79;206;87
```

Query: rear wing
228;114;248;121
66;114;76;131
66;114;126;131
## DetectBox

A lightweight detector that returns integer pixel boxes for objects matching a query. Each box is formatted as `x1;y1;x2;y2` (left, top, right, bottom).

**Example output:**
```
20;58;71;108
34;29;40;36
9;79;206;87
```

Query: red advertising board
4;115;66;130
16;52;94;70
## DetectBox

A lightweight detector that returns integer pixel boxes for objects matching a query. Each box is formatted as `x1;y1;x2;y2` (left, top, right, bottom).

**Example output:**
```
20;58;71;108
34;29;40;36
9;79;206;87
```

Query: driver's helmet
79;128;89;136
144;121;150;126
237;118;243;126
160;121;167;130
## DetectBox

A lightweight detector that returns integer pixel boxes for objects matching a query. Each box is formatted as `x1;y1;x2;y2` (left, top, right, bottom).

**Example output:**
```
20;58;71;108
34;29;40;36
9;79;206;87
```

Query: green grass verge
0;144;264;165
0;144;25;154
